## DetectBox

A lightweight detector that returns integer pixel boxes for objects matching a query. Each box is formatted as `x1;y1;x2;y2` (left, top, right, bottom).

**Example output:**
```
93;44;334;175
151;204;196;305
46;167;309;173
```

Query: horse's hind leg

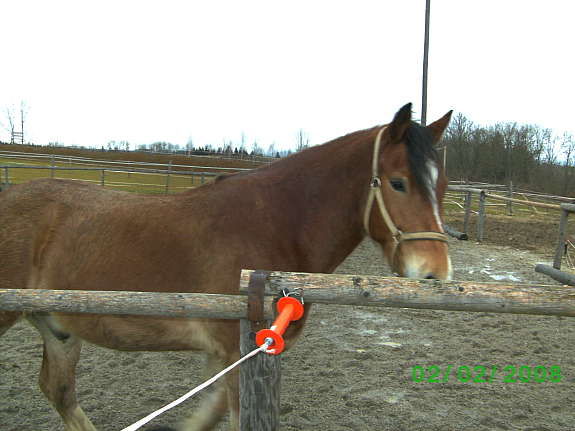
27;314;97;431
0;311;21;337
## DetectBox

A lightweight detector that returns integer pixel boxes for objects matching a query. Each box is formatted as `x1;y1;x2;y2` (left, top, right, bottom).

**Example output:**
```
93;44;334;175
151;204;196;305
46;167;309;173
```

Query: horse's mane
214;122;439;197
405;121;440;197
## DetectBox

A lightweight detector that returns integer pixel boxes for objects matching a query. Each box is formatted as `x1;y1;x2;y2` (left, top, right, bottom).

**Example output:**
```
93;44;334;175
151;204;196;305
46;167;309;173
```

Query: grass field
0;144;263;194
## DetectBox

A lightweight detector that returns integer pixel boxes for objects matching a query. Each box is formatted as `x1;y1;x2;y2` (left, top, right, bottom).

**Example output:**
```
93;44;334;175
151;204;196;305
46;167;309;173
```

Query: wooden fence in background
447;185;575;286
446;186;568;242
0;165;223;194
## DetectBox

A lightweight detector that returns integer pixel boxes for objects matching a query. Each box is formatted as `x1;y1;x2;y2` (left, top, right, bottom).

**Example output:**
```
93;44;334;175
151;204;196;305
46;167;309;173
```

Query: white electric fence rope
121;339;273;431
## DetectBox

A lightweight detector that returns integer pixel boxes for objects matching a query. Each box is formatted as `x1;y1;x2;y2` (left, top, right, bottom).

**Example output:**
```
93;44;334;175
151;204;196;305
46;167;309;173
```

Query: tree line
130;129;311;159
443;113;574;197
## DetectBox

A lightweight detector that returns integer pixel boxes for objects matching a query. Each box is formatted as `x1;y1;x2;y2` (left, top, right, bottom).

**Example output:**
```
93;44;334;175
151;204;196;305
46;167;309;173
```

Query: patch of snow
490;273;521;282
379;341;402;348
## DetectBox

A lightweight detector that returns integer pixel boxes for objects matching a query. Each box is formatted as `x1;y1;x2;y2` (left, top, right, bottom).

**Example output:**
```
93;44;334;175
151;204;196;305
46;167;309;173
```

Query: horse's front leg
27;313;97;431
176;353;232;431
176;320;240;431
223;356;240;431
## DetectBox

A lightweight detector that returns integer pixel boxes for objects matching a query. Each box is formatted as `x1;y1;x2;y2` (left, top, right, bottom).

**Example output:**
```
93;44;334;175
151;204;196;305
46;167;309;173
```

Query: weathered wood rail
534;264;575;286
0;288;275;319
239;271;575;317
443;224;468;240
3;273;574;318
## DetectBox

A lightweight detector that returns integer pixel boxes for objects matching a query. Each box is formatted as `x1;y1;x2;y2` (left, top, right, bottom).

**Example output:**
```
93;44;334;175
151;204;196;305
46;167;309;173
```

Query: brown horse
0;103;452;431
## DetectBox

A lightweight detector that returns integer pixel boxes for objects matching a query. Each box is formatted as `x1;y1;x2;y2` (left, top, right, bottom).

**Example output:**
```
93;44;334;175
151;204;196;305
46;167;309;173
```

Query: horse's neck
256;138;373;272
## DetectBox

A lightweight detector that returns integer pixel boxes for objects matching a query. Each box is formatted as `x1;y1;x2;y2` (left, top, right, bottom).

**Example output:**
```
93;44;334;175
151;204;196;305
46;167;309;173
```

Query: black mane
405;121;439;197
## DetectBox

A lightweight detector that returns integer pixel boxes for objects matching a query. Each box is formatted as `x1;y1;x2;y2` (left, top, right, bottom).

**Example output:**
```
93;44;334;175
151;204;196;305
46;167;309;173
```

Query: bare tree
185;138;194;153
543;136;558;165
251;141;263;156
20;101;26;144
296;129;309;152
561;133;575;195
4;102;26;144
5;108;15;143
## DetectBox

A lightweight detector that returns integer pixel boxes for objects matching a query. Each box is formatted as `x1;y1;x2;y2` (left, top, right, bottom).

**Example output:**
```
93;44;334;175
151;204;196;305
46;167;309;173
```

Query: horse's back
0;179;154;290
0;178;226;295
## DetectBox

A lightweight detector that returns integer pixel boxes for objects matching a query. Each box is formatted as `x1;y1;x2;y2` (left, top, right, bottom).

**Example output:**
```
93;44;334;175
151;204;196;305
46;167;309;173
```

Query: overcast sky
2;1;574;152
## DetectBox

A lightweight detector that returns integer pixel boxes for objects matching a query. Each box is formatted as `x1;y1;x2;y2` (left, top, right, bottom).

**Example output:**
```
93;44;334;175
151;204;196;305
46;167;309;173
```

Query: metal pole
421;0;430;126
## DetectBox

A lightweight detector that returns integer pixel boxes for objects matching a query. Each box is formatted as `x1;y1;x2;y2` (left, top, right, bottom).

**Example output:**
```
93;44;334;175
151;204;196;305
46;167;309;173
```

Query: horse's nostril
425;274;437;280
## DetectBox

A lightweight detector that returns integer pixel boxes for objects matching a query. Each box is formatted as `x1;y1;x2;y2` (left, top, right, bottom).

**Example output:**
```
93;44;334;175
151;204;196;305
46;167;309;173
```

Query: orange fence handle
255;296;304;355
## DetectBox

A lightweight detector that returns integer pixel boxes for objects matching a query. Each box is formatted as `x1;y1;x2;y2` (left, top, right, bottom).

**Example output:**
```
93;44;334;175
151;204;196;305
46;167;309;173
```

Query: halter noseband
363;126;448;260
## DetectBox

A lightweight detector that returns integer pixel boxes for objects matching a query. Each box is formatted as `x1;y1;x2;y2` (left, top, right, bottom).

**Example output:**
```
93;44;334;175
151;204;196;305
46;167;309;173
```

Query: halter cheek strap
363;126;448;259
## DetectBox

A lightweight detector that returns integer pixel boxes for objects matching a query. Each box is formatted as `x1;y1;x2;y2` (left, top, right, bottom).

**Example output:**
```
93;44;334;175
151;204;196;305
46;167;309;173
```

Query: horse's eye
390;179;406;192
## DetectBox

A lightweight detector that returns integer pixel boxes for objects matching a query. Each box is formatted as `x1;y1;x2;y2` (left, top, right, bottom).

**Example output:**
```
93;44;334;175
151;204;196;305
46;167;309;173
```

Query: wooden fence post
506;181;513;216
240;271;280;431
239;319;280;431
463;191;472;234
100;170;106;187
477;190;486;242
165;161;172;194
553;208;569;269
3;167;9;186
201;173;205;185
50;155;55;179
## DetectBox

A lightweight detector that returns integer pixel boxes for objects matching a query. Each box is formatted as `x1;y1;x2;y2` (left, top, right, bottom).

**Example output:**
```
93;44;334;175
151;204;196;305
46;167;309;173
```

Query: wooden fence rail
3;272;575;323
484;192;560;210
239;270;575;317
0;288;275;319
0;165;221;193
0;164;222;177
0;150;253;171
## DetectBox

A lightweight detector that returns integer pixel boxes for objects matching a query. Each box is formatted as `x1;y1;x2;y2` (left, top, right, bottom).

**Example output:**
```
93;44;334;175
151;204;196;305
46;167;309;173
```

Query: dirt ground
1;215;574;431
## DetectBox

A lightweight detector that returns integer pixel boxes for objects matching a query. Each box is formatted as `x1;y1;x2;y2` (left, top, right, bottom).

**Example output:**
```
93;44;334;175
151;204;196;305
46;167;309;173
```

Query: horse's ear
427;110;453;144
388;103;412;141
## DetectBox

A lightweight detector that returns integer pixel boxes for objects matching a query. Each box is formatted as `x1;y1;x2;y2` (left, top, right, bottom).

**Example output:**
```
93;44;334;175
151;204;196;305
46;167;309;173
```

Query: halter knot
370;177;382;188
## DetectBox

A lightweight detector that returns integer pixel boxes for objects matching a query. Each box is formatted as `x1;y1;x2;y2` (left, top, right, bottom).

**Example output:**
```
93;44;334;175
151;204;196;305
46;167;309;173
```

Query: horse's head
365;103;452;280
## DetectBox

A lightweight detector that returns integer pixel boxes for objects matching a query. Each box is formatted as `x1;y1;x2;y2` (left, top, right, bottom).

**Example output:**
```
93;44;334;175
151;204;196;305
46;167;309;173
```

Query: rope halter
363;126;448;262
